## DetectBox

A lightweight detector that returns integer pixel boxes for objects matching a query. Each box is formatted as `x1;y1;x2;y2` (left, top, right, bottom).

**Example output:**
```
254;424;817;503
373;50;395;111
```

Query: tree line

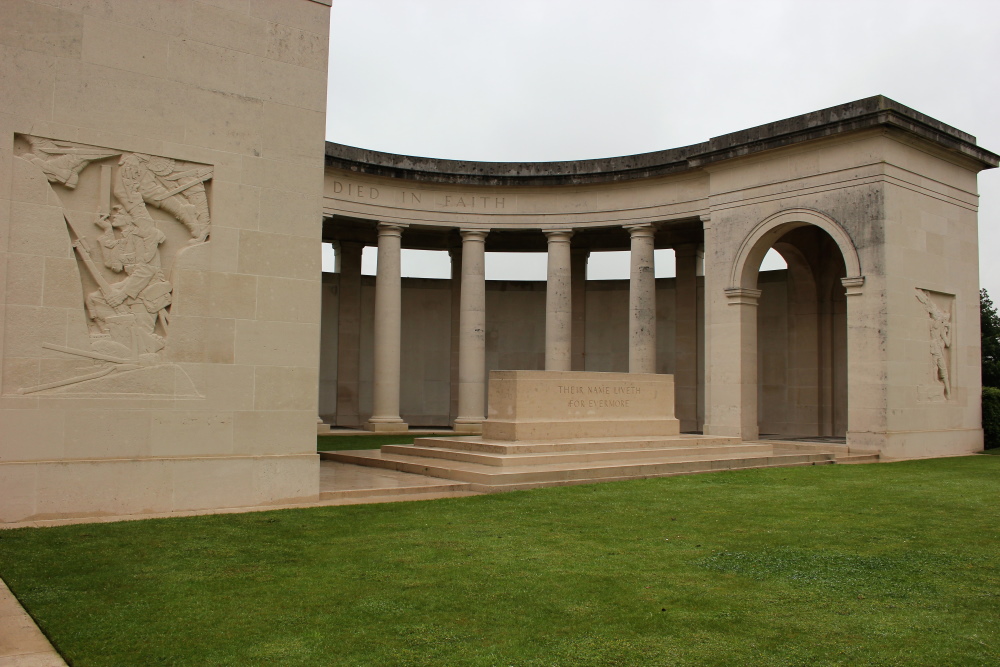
981;289;1000;448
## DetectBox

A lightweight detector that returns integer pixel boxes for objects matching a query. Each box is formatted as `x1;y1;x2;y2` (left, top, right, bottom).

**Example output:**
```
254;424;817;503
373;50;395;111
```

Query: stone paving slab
319;460;473;496
0;580;66;666
0;462;481;530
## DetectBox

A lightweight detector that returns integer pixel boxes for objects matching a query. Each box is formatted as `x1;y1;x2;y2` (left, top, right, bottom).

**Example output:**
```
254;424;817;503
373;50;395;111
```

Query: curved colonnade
321;96;997;458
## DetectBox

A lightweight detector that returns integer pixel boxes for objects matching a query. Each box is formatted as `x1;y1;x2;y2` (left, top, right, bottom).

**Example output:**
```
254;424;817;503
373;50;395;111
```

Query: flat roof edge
325;96;999;185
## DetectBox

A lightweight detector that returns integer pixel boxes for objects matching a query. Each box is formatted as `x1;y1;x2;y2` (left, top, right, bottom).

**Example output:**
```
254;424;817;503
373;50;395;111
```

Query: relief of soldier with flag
12;135;213;396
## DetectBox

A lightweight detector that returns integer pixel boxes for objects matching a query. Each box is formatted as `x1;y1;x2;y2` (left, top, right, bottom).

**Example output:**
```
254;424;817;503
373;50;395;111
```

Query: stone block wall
1;0;332;523
878;139;983;457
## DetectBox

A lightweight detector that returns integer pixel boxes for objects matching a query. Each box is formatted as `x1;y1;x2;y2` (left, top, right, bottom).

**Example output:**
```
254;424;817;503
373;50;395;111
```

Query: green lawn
317;433;452;451
1;456;999;666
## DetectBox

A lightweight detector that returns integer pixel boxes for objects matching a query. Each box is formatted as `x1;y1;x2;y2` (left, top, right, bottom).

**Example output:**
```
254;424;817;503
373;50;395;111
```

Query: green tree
982;288;1000;388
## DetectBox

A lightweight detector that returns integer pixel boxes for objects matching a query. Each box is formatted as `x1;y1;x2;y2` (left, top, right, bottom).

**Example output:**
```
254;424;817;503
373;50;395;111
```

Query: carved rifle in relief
21;203;172;393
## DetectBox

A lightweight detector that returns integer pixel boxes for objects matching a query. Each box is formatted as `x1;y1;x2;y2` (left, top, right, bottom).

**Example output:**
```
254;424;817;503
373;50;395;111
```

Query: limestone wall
700;130;985;454
878;140;984;457
1;0;332;523
319;272;716;428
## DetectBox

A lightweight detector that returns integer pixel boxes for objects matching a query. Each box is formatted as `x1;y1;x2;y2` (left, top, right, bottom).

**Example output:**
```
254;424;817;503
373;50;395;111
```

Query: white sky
324;0;1000;294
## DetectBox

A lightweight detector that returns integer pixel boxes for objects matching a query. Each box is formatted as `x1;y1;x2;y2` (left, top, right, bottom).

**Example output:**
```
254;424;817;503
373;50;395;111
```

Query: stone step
834;454;881;464
412;433;742;455
472;459;840;493
381;442;773;467
757;440;881;458
319;480;474;501
323;449;836;490
319;490;481;505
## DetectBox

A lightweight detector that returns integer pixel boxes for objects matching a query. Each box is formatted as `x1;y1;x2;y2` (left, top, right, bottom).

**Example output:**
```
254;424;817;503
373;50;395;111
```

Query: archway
731;209;861;440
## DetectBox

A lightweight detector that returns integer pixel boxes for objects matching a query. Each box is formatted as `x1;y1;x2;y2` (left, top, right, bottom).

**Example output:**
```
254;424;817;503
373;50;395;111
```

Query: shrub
982;289;1000;388
983;387;1000;449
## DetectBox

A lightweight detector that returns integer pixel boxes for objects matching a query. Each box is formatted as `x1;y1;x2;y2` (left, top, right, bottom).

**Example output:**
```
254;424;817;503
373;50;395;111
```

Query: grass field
1;456;998;665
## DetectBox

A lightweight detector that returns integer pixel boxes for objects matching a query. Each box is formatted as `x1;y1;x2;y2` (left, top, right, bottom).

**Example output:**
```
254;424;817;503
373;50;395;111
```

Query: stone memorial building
1;0;997;523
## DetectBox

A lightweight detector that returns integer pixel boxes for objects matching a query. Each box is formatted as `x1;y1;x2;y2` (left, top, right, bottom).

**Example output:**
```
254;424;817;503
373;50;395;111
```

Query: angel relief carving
915;289;953;400
12;135;213;397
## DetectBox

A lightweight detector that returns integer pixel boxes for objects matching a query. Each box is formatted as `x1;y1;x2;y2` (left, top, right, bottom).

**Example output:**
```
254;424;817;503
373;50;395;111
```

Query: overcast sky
324;0;1000;296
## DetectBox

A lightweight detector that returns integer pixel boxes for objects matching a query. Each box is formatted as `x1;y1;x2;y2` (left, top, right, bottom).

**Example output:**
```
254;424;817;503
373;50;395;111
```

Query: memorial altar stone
482;371;680;441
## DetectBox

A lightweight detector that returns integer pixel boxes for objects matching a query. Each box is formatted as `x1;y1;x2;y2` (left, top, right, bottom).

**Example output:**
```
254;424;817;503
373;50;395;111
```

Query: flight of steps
758;439;881;465
322;434;844;493
317;460;479;505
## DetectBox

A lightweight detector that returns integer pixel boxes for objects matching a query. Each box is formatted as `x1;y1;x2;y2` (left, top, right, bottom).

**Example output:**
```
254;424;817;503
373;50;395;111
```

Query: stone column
367;223;408;432
701;215;721;435
571;248;589;371
454;229;489;434
674;243;699;431
626;224;656;374
544;230;574;371
448;247;461;424
335;240;363;427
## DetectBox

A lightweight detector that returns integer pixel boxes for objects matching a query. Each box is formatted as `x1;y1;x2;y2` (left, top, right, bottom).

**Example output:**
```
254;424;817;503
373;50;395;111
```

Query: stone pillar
454;229;489;434
701;215;722;436
841;276;867;444
571;248;589;371
674;243;699;431
724;287;762;440
544;230;574;371
335;240;363;427
626;224;656;374
367;223;408;432
448;247;462;424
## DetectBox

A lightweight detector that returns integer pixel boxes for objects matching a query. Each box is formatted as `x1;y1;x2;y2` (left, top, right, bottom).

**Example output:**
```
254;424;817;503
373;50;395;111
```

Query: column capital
724;287;762;305
459;228;490;242
542;228;574;242
376;221;408;236
624;223;655;238
334;238;364;252
699;214;712;229
841;276;865;297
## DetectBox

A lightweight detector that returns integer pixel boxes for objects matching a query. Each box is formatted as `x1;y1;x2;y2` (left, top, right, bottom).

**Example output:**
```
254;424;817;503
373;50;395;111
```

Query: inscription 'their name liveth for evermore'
558;384;641;410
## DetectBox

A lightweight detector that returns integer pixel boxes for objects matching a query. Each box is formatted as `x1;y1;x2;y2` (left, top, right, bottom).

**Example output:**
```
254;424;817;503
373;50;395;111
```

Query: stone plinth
326;370;835;493
482;371;680;441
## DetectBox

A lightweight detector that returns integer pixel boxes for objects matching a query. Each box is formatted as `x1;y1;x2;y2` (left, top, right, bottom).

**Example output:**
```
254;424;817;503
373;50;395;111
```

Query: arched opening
757;227;848;438
730;209;861;441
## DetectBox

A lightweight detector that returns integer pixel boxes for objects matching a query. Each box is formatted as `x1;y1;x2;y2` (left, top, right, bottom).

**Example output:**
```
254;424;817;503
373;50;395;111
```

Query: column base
452;419;483;435
365;418;408;434
703;423;756;440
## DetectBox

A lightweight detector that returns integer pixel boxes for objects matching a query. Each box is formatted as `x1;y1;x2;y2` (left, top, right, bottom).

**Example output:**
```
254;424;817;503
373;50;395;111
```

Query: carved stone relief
9;135;213;397
915;288;953;401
